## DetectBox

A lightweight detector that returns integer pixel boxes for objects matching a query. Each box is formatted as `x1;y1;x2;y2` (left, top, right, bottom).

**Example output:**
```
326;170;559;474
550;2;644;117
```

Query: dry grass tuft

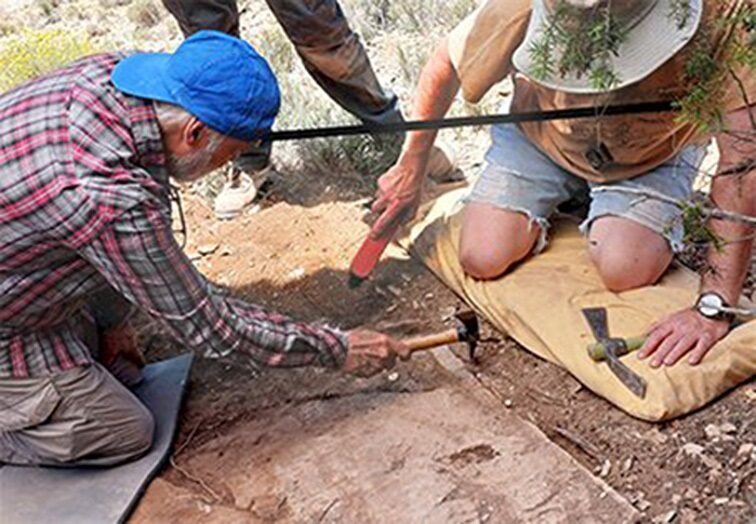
127;0;162;28
34;0;62;18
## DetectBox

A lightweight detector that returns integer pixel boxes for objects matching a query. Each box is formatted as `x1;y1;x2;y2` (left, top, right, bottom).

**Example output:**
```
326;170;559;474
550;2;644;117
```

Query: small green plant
675;3;755;132
668;0;693;29
0;29;100;92
528;1;627;90
679;200;725;250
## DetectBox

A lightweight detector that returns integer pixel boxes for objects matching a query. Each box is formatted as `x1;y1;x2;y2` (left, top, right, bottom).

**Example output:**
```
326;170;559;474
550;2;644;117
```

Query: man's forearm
638;110;753;365
700;170;754;304
80;206;348;370
702;107;755;304
400;38;461;164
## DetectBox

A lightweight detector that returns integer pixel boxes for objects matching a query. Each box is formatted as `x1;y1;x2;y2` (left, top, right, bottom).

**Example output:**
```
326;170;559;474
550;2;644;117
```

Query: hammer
401;311;480;362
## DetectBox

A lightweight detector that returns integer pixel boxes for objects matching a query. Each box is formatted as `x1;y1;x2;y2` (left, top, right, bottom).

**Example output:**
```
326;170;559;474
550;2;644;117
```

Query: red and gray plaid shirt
0;53;348;378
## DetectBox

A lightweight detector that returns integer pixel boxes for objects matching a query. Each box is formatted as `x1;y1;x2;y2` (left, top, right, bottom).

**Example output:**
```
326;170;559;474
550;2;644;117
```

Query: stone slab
135;386;637;523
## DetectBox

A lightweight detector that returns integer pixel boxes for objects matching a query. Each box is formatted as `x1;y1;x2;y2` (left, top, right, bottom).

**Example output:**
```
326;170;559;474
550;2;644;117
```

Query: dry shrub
343;0;477;40
34;0;61;18
0;15;16;38
99;0;132;7
251;0;483;181
274;74;402;179
127;0;162;27
253;26;295;74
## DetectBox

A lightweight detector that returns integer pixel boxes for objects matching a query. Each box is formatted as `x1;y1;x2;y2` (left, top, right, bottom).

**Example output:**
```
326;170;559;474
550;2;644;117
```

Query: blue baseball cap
112;30;280;142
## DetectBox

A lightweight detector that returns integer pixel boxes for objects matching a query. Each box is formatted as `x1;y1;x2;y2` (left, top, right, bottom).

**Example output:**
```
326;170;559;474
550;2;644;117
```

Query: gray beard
165;148;215;183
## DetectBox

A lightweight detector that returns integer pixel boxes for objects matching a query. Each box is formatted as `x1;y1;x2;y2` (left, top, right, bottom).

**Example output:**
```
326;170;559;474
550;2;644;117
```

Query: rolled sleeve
447;0;531;103
77;204;348;369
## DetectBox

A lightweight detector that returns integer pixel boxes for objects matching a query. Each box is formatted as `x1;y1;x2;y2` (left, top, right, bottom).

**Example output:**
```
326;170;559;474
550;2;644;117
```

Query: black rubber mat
0;353;193;524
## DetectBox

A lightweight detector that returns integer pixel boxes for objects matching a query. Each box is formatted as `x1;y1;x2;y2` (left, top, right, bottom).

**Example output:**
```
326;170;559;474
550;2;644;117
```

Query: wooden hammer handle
404;329;459;352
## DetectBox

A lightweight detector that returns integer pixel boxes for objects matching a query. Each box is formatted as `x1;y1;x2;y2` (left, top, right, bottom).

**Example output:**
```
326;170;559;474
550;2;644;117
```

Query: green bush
0;29;99;92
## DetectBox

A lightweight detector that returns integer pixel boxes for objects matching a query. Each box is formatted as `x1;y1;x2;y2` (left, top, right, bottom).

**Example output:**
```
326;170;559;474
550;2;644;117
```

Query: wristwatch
694;292;735;322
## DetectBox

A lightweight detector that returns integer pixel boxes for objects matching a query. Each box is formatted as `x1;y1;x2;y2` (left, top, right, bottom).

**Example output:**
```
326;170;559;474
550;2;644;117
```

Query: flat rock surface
133;387;637;523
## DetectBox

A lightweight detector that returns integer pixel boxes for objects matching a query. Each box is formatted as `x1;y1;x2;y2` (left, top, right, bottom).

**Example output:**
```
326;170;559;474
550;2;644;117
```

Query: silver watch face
698;293;724;318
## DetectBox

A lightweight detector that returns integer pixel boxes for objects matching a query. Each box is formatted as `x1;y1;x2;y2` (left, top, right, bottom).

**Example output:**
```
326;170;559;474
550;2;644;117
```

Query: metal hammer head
454;311;480;362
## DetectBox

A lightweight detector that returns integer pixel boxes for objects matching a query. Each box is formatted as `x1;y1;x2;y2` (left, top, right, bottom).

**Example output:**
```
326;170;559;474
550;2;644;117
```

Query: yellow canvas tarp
401;188;756;421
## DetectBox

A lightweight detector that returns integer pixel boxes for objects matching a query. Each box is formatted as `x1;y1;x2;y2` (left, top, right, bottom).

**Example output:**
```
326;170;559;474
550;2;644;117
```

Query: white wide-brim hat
512;0;703;94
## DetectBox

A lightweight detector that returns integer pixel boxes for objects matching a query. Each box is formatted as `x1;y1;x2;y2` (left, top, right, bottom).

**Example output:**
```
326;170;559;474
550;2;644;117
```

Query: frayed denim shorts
465;124;706;253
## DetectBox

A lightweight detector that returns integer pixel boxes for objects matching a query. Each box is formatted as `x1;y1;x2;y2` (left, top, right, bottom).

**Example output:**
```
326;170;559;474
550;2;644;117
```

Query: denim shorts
465;124;706;253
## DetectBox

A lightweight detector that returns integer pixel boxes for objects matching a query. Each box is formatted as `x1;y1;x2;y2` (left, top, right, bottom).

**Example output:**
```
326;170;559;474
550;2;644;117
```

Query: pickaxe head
581;307;647;399
454;311;480;362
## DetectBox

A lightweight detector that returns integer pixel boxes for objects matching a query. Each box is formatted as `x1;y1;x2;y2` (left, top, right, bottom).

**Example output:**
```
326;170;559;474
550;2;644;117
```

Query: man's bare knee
594;255;668;292
588;216;673;292
458;205;541;280
459;247;519;280
590;242;672;291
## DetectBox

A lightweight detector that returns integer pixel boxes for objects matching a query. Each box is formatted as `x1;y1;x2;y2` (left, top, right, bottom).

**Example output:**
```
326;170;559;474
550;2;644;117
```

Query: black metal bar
267;100;674;142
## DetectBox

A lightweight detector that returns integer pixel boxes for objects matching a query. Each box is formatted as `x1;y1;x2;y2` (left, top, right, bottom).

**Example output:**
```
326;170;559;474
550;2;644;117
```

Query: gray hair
154;102;225;152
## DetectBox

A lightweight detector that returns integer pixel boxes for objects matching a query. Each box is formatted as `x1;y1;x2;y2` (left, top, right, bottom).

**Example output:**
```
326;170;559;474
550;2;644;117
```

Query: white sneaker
427;141;464;183
213;167;271;220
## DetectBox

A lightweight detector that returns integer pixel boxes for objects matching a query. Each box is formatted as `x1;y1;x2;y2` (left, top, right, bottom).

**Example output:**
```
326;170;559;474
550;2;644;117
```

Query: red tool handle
348;225;399;288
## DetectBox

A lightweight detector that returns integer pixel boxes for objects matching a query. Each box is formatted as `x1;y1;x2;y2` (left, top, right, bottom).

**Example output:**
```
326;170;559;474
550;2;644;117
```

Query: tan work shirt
447;0;755;182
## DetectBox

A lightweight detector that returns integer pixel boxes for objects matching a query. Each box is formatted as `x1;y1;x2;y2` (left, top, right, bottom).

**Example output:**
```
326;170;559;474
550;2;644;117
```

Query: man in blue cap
161;0;459;220
0;31;408;467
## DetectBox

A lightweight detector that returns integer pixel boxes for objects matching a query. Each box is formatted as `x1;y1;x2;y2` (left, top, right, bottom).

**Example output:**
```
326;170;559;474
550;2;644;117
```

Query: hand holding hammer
401;311;480;362
342;312;479;377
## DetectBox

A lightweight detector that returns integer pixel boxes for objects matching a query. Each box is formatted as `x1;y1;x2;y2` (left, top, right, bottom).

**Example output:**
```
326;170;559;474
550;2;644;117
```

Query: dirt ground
127;160;756;523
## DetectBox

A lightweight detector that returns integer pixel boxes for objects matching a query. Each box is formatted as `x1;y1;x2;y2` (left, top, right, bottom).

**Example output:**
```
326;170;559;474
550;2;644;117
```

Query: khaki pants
0;362;154;467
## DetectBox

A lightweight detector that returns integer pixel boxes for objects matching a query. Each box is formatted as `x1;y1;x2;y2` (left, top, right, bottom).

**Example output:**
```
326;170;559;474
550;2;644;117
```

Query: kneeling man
372;0;754;367
0;31;406;467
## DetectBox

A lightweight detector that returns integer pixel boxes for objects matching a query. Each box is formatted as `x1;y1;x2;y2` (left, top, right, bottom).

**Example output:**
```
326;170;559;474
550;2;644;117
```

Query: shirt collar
126;95;169;187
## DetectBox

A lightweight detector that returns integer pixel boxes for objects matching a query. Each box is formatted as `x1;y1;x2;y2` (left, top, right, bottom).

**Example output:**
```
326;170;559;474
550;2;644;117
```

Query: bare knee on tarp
586;215;673;292
458;203;548;280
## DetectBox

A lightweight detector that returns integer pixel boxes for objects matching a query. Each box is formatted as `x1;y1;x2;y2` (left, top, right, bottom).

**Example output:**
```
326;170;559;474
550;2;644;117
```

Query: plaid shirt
0;53;348;378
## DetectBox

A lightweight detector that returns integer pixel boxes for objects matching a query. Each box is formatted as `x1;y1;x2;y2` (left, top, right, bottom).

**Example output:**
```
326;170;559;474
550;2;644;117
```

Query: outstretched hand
343;329;410;377
370;162;424;238
638;309;730;367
